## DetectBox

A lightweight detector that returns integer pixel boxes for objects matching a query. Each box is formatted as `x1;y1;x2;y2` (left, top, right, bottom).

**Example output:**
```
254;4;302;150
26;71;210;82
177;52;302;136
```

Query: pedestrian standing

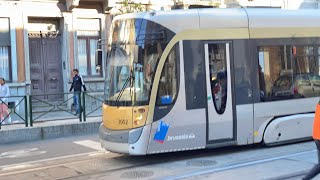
69;69;86;116
303;102;320;180
0;78;10;124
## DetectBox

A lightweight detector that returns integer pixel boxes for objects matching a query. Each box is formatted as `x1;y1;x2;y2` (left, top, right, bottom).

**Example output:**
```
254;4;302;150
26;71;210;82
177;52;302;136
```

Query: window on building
0;18;11;81
77;18;101;77
258;45;320;102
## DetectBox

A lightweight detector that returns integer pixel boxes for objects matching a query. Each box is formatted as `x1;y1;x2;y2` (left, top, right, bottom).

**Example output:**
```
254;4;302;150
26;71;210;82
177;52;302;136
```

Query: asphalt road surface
0;135;318;180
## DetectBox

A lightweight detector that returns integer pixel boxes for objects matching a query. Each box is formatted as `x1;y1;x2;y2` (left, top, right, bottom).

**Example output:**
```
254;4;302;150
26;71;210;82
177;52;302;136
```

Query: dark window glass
156;45;178;106
259;45;320;102
184;41;206;109
104;18;175;106
209;44;227;114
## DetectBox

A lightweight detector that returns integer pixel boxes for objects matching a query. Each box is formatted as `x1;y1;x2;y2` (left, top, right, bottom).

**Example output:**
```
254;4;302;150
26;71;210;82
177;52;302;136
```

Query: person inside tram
212;71;227;113
219;71;227;112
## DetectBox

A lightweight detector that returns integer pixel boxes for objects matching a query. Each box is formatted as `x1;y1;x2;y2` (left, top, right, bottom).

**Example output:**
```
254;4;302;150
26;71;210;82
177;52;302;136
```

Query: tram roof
114;8;320;33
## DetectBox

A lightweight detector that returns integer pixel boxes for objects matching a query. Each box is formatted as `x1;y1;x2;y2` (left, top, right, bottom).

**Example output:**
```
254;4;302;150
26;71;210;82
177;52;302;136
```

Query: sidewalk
0;116;102;144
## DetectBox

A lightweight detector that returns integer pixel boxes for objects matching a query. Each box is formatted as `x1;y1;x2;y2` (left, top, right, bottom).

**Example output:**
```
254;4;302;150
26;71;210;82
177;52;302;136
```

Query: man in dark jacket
69;69;86;115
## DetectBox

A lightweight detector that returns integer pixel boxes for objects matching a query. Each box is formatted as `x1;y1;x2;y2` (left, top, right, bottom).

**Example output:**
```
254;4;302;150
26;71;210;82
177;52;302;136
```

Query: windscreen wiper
115;72;134;106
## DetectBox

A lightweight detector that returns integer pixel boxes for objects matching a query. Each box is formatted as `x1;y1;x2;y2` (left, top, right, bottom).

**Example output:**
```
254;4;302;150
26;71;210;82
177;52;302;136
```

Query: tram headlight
134;115;143;125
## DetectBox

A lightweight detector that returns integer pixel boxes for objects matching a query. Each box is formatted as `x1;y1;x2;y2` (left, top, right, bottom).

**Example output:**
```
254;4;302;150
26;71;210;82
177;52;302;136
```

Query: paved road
0;136;319;180
0;134;103;167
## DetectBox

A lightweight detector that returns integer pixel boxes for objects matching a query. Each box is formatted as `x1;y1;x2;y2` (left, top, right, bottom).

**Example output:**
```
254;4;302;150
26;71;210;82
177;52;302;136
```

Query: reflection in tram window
104;18;173;106
156;45;178;106
258;45;320;102
208;44;227;114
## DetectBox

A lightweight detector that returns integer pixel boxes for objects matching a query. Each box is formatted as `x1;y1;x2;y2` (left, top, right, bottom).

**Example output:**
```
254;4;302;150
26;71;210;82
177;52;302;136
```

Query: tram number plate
119;119;128;125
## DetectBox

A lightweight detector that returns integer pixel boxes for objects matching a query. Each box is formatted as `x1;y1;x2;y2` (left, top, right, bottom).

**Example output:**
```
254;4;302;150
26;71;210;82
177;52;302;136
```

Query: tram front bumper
100;138;130;154
99;123;144;154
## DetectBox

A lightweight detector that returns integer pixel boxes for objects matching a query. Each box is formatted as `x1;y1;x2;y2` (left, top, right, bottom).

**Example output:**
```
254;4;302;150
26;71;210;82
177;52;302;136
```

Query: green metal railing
0;92;104;130
82;91;104;122
0;95;28;129
29;92;82;125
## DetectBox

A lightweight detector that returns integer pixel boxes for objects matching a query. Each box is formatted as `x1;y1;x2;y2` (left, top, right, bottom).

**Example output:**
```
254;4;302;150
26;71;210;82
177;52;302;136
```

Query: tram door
205;43;234;142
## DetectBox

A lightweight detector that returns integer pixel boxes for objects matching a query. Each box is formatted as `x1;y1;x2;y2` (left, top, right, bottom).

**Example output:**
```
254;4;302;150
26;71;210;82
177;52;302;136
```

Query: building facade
0;0;109;100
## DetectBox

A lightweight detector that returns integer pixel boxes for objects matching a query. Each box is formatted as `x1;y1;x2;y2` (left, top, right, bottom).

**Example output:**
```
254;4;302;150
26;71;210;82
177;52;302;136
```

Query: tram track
45;149;211;180
0;148;200;180
159;149;316;180
0;143;234;178
0;151;114;176
50;148;316;180
0;142;316;180
57;160;167;180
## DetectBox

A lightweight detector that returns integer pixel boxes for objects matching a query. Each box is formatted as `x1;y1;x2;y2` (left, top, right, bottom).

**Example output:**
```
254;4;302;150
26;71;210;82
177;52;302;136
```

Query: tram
98;8;320;155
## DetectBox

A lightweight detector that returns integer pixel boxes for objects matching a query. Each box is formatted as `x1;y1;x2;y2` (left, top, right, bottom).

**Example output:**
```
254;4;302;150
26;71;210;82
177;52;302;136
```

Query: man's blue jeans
73;92;80;115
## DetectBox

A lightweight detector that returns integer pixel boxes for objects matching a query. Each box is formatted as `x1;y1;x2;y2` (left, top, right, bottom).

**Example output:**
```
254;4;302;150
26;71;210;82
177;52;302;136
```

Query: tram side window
209;44;228;114
258;45;320;102
259;46;292;101
293;46;320;98
156;45;178;106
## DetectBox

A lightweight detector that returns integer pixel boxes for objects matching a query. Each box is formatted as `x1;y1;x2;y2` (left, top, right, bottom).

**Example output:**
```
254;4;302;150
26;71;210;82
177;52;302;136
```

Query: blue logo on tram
154;121;170;144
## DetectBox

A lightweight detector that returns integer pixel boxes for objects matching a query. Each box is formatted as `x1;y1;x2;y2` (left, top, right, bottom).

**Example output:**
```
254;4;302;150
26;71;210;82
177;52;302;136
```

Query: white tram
99;8;319;155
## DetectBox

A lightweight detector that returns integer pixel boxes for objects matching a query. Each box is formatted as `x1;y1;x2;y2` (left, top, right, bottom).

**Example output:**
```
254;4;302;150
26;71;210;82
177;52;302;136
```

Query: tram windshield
104;18;174;106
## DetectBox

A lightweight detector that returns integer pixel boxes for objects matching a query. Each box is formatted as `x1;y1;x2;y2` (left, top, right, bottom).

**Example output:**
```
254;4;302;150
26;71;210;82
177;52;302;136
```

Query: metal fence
82;91;104;122
0;95;28;129
29;92;82;125
0;91;104;129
